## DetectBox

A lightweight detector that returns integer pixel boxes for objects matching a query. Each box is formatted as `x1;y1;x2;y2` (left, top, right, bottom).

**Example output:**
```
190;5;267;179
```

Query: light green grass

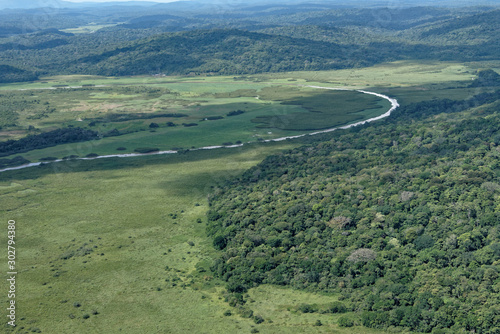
61;24;119;34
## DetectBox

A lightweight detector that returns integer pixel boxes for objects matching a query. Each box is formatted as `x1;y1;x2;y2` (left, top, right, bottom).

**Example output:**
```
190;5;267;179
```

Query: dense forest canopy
207;78;500;333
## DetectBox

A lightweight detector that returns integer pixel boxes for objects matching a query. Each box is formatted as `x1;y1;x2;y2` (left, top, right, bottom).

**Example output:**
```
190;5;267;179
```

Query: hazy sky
64;0;180;2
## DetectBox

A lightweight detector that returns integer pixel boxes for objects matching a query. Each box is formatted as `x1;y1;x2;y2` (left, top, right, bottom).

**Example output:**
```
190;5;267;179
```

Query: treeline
207;90;500;332
0;127;98;157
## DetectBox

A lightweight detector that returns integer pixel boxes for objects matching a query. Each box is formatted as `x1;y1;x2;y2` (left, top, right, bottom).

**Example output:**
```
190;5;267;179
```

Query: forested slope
0;5;499;81
207;83;500;333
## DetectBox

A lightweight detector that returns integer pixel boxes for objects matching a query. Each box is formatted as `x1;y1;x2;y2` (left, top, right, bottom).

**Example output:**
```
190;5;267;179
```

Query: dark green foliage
204;116;224;121
0;6;498;82
133;147;160;154
0;127;98;157
328;302;347;314
213;235;227;250
0;65;37;83
338;316;354;327
227;110;245;117
0;6;499;82
469;69;500;87
253;314;264;324
298;304;318;313
0;156;30;169
207;90;500;333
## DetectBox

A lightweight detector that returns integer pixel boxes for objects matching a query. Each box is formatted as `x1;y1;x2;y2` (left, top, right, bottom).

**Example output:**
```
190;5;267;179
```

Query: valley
1;1;500;333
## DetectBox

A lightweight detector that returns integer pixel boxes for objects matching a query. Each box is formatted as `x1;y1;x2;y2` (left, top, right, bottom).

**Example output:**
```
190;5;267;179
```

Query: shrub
298;303;317;313
253;314;264;324
134;147;160;154
328;301;347;313
338;316;354;327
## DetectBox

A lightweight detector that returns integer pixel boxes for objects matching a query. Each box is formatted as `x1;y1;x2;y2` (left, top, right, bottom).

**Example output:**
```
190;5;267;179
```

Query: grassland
1;60;486;162
0;76;391;162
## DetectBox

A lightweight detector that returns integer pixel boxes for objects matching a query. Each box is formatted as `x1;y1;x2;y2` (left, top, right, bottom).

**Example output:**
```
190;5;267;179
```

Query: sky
64;0;180;2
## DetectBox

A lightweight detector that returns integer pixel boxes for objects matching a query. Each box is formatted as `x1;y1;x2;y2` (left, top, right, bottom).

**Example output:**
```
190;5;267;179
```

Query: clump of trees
0;127;98;157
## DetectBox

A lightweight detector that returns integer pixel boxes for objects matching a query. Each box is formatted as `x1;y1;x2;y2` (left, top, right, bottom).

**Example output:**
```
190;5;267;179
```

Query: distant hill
66;29;354;76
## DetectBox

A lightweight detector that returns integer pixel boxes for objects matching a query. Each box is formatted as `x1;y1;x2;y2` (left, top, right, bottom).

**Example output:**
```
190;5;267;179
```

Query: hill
0;5;499;81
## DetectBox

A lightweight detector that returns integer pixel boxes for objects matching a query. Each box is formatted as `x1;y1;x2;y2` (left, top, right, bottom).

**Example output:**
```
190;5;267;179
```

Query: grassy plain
0;77;389;162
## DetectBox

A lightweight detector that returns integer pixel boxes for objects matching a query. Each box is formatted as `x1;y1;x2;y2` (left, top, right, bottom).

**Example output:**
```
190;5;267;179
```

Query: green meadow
0;74;392;162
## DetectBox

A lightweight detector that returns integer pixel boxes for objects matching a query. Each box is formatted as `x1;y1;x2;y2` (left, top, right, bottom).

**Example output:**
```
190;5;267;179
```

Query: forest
0;4;499;81
207;75;500;333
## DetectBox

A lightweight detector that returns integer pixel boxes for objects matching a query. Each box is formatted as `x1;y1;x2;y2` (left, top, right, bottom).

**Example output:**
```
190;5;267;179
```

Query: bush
237;306;253;318
298;303;318;313
134;147;160;154
213;235;227;250
328;301;347;313
338;316;354;327
253;314;264;324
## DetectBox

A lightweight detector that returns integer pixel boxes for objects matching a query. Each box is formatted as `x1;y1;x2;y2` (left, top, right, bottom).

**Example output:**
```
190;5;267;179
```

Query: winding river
0;85;399;174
